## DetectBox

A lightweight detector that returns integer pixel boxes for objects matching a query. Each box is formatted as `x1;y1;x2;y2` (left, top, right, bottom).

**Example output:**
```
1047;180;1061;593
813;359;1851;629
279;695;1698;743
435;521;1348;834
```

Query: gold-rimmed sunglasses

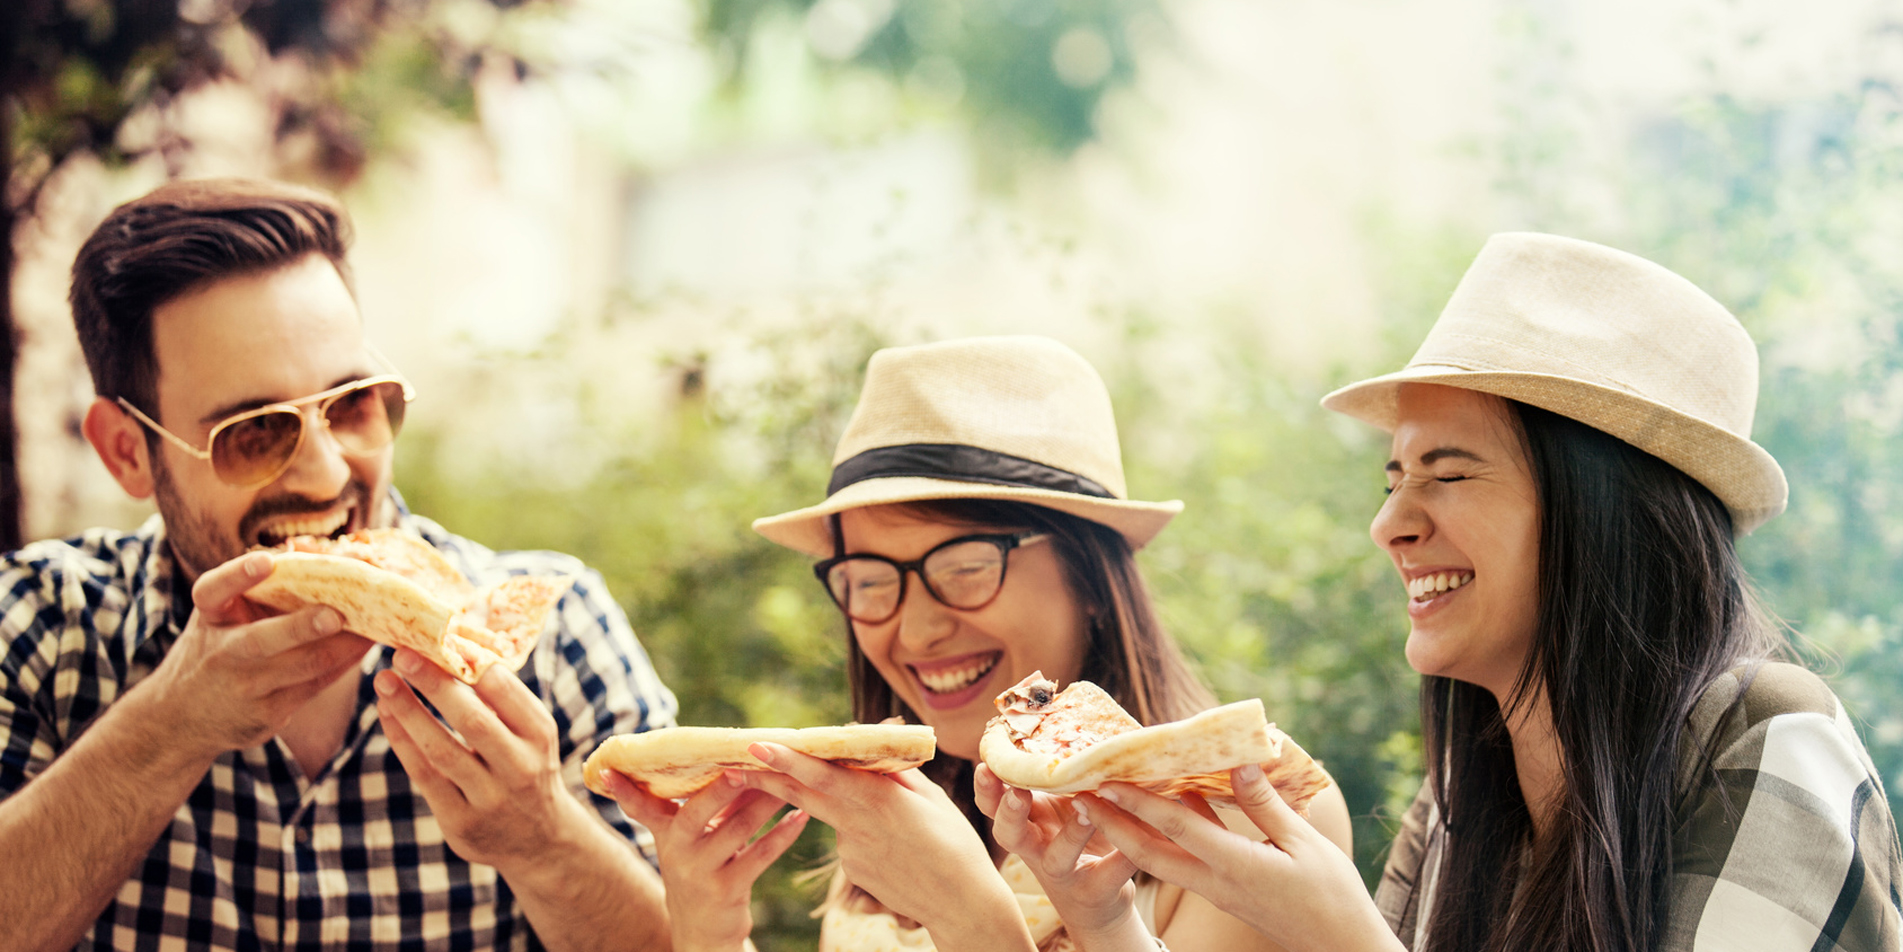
117;371;416;489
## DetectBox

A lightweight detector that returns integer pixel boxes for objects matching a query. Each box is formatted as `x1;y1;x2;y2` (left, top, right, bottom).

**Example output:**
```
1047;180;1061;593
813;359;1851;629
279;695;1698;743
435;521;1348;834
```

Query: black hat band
826;443;1116;499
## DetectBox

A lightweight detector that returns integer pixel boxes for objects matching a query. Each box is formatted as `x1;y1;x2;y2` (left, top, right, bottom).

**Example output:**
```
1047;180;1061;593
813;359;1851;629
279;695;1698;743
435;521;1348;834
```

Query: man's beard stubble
150;450;377;582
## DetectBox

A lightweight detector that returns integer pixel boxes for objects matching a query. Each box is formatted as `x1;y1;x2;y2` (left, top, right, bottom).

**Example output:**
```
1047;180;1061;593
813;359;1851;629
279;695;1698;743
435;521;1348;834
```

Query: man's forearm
504;797;673;952
0;687;218;952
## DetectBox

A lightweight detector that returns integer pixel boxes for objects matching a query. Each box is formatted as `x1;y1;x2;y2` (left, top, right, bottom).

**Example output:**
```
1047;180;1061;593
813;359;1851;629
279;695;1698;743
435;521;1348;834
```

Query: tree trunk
0;15;23;553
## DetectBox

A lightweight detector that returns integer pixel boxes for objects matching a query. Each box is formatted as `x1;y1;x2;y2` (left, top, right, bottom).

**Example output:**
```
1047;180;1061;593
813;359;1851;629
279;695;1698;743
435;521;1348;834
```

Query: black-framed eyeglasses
814;532;1050;625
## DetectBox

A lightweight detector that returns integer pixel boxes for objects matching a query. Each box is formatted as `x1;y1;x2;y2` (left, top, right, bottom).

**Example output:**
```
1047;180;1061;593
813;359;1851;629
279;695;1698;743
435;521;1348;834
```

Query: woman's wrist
1064;905;1157;952
918;876;1039;952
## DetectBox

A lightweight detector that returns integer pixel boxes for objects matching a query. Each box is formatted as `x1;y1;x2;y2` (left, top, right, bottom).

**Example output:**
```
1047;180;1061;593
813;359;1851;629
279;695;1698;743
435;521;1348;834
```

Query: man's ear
83;398;157;500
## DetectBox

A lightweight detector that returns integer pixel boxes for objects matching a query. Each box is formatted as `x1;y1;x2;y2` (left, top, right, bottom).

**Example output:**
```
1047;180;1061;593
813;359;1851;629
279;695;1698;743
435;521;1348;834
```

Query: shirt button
295;826;312;845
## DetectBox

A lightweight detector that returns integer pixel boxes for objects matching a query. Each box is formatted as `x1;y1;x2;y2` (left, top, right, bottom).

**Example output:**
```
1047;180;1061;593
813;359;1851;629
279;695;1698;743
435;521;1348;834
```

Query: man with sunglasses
0;178;678;950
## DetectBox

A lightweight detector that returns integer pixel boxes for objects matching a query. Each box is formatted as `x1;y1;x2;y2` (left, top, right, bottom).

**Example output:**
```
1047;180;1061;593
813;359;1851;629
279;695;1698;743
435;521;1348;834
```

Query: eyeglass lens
208;380;409;486
825;538;1011;623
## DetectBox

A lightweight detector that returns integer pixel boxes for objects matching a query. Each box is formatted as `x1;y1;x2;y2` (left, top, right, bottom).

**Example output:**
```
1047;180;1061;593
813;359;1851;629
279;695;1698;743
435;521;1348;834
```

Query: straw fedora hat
753;336;1183;557
1323;232;1787;533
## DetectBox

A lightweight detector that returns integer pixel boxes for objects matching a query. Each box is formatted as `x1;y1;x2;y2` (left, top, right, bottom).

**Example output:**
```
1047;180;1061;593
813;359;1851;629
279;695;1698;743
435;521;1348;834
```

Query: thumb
972;763;1005;819
1232;763;1304;845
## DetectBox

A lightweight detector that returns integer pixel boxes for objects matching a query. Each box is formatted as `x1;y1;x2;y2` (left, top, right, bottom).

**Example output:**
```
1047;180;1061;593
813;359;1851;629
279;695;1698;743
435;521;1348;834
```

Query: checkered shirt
1375;662;1903;951
0;503;678;950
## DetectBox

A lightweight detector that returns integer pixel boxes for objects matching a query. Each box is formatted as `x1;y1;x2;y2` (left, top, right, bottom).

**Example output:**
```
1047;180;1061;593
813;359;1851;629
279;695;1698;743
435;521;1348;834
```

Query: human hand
602;769;807;952
1082;764;1402;952
147;552;373;758
973;764;1141;937
734;745;1032;949
373;649;592;880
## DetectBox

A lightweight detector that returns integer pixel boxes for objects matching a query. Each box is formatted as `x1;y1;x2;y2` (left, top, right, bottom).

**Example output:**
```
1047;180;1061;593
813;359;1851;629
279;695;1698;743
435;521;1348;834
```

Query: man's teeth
1408;572;1474;602
916;656;999;694
261;509;350;542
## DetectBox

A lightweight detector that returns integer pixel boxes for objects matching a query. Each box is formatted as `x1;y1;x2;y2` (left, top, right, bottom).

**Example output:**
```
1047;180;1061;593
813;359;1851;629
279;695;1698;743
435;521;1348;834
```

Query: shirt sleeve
525;565;678;866
0;553;91;799
1665;675;1903;952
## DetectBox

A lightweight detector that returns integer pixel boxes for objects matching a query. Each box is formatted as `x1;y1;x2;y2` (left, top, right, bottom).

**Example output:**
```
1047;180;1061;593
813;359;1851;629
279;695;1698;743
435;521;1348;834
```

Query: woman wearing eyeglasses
599;335;1352;951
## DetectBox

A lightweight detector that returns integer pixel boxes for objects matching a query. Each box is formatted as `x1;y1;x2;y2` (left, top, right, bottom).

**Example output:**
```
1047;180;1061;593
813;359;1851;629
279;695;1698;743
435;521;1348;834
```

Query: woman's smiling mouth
908;652;1003;708
1407;571;1474;603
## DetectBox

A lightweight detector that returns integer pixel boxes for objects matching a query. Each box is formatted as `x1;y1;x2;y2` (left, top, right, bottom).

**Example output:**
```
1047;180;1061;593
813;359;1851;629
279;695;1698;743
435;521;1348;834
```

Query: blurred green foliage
700;0;1165;160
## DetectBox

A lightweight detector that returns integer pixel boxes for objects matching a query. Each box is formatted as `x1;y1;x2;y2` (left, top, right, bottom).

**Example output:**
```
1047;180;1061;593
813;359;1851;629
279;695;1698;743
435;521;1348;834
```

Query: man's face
147;253;397;581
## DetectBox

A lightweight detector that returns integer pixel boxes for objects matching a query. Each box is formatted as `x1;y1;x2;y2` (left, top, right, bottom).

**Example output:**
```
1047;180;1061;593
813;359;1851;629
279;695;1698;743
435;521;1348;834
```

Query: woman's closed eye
1384;472;1472;495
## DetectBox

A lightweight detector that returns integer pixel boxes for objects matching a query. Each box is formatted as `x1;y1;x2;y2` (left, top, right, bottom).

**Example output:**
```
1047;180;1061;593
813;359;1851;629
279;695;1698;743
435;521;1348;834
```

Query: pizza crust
583;724;938;799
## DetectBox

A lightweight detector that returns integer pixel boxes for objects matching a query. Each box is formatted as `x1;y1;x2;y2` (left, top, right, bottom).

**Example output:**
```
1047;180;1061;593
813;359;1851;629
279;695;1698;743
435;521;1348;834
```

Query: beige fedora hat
753;335;1183;557
1322;232;1787;534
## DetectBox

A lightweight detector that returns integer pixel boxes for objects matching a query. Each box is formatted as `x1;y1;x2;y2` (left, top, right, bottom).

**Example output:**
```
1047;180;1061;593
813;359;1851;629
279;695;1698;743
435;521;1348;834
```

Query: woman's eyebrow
1386;446;1485;472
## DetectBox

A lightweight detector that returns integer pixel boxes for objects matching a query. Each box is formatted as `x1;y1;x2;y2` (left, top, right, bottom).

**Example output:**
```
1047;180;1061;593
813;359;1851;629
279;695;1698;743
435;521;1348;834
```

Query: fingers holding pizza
599;769;808;952
732;745;1029;947
974;763;1142;938
1077;767;1394;952
373;649;585;873
141;552;375;759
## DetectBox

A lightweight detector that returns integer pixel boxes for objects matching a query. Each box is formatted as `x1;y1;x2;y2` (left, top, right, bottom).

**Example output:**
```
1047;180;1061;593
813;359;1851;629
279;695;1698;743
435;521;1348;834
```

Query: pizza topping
995;671;1062;736
988;672;1137;759
275;528;474;603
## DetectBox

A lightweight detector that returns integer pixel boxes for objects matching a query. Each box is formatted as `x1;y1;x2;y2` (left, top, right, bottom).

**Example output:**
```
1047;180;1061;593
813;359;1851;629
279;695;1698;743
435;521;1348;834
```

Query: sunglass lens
211;410;304;486
326;381;406;454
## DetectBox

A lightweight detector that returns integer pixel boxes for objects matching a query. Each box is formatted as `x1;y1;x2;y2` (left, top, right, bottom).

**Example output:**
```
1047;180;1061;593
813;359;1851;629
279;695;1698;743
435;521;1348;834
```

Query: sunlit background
9;0;1903;946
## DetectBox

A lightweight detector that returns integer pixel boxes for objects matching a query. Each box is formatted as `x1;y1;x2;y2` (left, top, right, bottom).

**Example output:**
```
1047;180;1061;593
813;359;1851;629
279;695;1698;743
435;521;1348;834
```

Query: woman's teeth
916;655;999;694
1408;572;1473;602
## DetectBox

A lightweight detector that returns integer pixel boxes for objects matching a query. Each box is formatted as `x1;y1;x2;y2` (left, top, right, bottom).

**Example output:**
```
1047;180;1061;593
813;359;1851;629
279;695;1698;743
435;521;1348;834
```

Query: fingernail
601;772;624;795
374;671;397;696
1237;763;1264;784
394;651;420;676
1072;800;1092;825
247;553;272;578
313;607;341;635
725;769;747;787
1099;788;1120;805
1003;789;1025;812
749;743;778;766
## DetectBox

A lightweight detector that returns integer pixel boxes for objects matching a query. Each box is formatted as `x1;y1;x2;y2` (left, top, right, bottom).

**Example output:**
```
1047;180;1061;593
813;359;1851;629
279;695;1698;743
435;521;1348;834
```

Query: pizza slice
978;671;1333;813
583;724;938;799
244;528;570;685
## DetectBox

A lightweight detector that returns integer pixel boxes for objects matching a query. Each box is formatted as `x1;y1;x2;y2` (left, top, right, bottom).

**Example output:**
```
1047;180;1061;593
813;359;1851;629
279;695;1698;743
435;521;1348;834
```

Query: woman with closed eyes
600;335;1353;952
1043;234;1903;952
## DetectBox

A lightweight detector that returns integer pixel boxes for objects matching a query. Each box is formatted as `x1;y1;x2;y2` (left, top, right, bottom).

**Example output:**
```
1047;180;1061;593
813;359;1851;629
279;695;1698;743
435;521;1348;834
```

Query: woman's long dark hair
1420;402;1781;952
839;498;1213;853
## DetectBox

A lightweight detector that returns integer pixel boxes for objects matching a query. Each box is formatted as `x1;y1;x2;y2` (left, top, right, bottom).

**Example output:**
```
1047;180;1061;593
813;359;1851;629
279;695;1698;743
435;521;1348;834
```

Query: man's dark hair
69;177;354;415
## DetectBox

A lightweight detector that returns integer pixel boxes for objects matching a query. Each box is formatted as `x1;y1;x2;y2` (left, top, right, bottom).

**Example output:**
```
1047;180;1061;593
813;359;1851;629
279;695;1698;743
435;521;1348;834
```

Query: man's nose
272;410;353;499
